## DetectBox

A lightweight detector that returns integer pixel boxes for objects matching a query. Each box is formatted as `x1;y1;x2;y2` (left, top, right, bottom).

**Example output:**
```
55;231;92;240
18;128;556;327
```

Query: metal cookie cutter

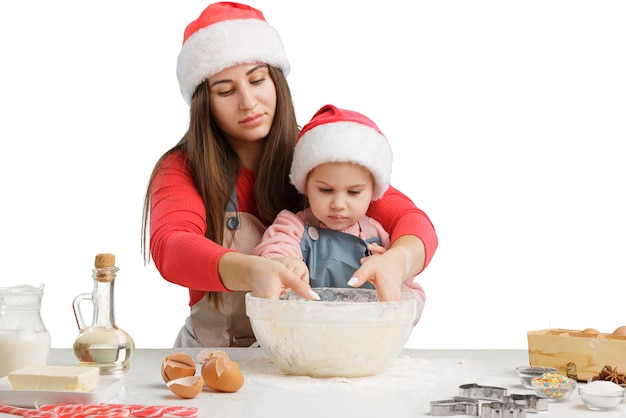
459;383;508;401
502;394;548;413
481;402;527;418
430;397;479;416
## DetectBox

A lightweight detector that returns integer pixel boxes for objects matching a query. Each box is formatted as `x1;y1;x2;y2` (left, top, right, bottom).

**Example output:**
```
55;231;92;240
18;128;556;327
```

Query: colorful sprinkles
532;372;576;399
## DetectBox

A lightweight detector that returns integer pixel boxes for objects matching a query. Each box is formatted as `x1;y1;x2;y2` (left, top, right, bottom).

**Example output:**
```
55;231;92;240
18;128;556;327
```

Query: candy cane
38;404;83;414
161;406;199;418
22;412;59;418
98;404;197;418
40;404;130;418
1;404;198;418
126;406;165;417
73;405;131;417
0;404;58;417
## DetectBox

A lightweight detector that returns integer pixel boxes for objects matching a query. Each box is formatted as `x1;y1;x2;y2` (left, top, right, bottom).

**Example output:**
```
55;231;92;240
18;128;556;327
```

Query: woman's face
306;162;374;231
208;63;277;146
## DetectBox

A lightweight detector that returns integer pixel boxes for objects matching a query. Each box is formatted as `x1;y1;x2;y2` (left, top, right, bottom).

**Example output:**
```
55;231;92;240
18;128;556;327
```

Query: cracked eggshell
196;349;228;364
167;375;204;399
161;352;197;383
201;352;244;393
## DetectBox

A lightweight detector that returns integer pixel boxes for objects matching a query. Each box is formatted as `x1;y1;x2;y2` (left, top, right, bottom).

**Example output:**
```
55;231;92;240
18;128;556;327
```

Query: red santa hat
290;104;393;200
176;2;290;105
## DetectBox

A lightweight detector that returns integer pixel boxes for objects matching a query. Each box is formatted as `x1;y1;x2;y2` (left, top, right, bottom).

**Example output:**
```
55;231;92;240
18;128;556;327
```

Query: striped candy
5;404;199;418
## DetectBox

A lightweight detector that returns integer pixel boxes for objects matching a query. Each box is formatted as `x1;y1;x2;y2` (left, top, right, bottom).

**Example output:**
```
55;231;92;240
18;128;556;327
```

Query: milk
0;331;51;378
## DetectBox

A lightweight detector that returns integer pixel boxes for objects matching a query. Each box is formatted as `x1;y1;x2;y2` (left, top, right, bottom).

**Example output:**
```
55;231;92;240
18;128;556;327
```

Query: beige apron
175;192;266;348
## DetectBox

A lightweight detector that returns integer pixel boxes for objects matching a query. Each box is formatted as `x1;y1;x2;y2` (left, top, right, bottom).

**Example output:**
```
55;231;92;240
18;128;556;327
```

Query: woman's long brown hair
141;66;304;303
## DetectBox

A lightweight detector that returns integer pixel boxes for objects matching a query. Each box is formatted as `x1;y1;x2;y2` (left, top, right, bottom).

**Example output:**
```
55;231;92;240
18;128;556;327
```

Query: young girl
253;104;426;318
142;2;438;347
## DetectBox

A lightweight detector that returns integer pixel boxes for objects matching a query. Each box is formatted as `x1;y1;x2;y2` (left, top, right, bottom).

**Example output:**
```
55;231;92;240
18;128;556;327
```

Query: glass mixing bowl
245;288;420;378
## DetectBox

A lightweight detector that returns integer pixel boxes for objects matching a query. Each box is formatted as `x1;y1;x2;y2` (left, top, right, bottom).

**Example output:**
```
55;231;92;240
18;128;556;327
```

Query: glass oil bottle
72;253;135;375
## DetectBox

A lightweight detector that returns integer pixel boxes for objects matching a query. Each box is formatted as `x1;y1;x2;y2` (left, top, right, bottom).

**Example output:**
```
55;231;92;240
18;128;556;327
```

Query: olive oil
74;341;133;375
73;254;135;375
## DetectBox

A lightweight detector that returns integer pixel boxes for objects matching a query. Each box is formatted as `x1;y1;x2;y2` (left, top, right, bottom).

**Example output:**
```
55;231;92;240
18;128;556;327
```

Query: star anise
591;365;626;384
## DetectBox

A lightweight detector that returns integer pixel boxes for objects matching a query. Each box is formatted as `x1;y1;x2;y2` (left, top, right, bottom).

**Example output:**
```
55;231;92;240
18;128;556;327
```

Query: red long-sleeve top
150;151;438;307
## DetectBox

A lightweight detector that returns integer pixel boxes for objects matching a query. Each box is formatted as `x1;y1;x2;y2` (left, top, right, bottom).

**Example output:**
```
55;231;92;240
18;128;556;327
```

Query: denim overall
300;210;380;289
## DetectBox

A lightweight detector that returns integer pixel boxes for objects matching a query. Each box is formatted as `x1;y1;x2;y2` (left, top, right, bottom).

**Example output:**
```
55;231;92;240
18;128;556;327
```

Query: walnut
566;362;578;380
591;365;626;385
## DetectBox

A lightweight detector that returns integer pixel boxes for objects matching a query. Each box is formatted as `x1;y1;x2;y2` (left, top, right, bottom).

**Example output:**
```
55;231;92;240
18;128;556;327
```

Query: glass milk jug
73;253;135;375
0;284;51;378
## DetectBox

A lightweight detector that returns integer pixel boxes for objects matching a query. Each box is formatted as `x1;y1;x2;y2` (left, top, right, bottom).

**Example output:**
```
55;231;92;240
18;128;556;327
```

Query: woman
141;2;438;347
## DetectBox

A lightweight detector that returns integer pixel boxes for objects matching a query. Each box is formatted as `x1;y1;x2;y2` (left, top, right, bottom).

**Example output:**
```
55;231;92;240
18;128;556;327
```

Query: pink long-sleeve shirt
253;209;390;259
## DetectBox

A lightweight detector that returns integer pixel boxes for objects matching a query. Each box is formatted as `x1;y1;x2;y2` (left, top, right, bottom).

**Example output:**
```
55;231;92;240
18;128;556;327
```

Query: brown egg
612;326;626;336
201;351;244;393
582;328;600;336
161;352;197;383
196;349;228;364
167;375;204;399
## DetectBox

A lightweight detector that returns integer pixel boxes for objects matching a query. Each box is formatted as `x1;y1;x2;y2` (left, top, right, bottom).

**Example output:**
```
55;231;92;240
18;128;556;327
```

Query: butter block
8;365;100;392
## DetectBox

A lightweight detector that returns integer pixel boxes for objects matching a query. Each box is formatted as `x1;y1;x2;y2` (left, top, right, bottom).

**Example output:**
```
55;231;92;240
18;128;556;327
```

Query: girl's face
208;63;277;147
306;162;374;231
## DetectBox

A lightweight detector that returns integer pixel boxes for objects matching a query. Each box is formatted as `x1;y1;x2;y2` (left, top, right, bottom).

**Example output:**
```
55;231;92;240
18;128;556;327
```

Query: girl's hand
273;256;310;283
347;236;425;302
366;242;387;256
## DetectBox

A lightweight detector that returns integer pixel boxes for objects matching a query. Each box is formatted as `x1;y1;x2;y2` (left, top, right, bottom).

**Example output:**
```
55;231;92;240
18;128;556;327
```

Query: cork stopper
95;253;116;268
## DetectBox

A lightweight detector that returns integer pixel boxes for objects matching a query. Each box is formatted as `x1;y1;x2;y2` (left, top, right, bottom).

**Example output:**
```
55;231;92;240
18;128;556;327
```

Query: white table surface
1;347;623;418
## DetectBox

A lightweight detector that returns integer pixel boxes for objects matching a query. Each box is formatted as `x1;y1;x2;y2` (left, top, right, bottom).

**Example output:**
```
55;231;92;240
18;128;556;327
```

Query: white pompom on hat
290;104;393;200
176;2;290;105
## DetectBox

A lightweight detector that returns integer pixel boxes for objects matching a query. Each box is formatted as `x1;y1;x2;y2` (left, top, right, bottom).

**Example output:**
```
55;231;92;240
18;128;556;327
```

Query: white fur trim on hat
290;121;392;200
177;18;290;105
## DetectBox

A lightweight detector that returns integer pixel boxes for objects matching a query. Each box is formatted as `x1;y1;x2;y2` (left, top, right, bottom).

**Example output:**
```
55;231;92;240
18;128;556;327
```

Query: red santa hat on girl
176;2;290;105
290;104;393;200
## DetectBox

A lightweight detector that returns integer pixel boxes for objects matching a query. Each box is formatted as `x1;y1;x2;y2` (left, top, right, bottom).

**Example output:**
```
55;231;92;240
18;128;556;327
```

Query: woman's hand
218;252;319;300
348;235;426;302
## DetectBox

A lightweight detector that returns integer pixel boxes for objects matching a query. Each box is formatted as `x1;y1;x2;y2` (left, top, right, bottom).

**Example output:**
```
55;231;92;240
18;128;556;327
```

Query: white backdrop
1;1;624;350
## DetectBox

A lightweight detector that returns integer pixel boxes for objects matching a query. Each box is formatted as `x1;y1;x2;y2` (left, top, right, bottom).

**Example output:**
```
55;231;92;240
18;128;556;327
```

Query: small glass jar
0;284;51;378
